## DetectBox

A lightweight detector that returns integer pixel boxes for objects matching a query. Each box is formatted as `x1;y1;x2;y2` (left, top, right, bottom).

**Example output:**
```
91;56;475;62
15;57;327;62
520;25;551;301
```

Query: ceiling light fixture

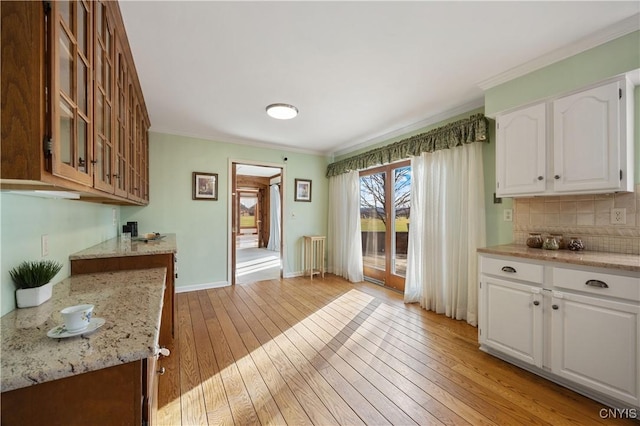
266;103;298;120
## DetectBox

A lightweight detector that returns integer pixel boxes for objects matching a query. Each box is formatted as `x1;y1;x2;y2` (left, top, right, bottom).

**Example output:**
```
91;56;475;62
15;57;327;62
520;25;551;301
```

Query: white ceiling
119;1;640;156
236;164;281;177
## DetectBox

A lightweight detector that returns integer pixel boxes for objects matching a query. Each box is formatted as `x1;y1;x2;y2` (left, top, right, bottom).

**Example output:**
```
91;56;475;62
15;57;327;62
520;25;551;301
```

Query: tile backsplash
512;184;640;254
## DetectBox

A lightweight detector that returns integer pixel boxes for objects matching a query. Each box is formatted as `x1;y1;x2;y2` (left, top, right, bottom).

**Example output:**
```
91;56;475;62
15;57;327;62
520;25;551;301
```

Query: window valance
326;113;489;177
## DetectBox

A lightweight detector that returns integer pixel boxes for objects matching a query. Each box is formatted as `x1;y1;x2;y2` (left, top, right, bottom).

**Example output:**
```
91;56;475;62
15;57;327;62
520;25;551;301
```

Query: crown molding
148;127;325;156
330;97;485;159
477;13;640;91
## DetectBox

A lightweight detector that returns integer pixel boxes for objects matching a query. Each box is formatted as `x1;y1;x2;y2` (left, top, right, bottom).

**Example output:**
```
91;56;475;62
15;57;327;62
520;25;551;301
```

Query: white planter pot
16;281;53;308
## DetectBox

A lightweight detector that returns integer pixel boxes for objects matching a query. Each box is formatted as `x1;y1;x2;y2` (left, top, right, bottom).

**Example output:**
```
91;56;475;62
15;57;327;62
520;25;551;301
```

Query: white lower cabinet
482;276;543;367
551;291;640;407
479;253;640;409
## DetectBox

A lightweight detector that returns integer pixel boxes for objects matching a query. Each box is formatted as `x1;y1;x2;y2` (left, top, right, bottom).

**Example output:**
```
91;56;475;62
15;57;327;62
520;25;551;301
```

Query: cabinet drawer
553;268;640;302
481;257;543;284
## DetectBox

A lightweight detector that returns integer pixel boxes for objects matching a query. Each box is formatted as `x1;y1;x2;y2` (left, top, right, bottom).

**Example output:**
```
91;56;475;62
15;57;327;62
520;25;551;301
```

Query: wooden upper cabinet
50;0;94;186
1;0;149;205
114;39;129;198
93;1;116;193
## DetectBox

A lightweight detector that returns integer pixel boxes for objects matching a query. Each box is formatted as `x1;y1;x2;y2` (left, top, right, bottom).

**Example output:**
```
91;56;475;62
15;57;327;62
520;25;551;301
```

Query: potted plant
9;260;63;308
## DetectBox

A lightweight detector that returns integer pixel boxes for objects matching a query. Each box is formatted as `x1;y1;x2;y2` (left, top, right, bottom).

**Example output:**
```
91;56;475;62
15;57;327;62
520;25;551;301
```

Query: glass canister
568;237;585;251
542;236;559;250
551;233;566;249
526;233;543;248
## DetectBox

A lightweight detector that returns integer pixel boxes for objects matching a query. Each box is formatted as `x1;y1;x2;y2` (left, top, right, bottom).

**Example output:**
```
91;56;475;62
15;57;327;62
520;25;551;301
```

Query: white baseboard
283;271;304;278
176;281;229;293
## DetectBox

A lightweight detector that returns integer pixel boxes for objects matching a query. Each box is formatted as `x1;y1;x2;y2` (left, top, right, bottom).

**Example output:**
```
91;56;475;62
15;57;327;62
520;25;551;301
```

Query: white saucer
47;317;106;338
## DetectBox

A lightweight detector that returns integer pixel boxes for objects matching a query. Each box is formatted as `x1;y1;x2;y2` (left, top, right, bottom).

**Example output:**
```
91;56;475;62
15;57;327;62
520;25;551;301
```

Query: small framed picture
193;172;218;200
294;178;312;202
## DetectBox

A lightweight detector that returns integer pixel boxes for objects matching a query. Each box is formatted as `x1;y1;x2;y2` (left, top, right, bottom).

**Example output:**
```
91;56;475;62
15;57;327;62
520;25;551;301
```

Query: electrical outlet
611;208;626;225
41;235;49;257
503;209;513;222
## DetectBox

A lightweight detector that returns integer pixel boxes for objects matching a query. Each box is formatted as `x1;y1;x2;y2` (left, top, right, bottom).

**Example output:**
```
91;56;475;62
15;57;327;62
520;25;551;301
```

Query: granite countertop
1;268;166;392
69;233;177;260
478;244;640;273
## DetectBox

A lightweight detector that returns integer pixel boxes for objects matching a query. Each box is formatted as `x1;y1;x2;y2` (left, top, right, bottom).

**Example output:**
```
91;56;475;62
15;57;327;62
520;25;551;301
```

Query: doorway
359;160;411;292
231;162;283;285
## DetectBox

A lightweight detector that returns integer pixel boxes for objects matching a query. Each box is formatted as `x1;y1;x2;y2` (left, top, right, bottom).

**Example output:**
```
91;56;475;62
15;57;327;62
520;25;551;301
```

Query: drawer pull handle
552;304;559;310
533;300;540;306
585;279;608;289
501;266;517;273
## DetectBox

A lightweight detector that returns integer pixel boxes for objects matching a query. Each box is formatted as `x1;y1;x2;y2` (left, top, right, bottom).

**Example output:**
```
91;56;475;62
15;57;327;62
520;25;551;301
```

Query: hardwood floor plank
157;312;182;425
159;275;635;426
200;292;261;425
240;282;392;425
278;280;488;426
188;292;234;426
230;284;364;426
210;288;305;425
253;280;449;425
176;293;208;425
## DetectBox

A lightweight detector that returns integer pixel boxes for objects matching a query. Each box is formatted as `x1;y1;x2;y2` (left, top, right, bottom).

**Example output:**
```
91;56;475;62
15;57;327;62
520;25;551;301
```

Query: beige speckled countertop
478;244;640;273
69;233;177;260
1;268;165;392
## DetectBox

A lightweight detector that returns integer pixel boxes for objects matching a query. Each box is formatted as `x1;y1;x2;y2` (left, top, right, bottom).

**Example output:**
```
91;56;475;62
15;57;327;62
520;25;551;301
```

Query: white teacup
61;304;94;332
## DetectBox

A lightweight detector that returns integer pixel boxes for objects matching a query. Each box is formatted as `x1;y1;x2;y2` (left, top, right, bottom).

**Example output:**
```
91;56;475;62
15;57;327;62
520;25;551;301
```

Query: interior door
360;161;410;292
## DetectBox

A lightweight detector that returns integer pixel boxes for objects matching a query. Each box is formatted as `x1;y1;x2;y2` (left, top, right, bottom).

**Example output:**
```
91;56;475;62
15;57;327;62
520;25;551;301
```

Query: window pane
77;60;87;113
240;196;257;228
360;172;386;271
59;99;73;165
77;1;87;57
58;1;72;28
95;91;103;135
77;118;87;173
95;137;103;180
59;30;73;97
105;144;111;183
392;166;411;277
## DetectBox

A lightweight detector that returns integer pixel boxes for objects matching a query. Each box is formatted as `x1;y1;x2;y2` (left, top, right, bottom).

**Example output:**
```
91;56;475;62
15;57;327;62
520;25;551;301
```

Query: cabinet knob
533;300;540;306
554;175;560;180
159;347;171;357
157;367;166;375
537;176;543;181
552;304;559;310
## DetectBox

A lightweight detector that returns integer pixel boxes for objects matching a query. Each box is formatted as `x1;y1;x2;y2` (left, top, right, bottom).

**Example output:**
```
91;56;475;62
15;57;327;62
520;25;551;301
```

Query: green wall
0;194;119;315
121;132;330;290
485;31;640;116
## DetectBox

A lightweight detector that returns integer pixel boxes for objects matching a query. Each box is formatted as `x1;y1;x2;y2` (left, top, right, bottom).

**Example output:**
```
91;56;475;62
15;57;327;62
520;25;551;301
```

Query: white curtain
267;184;281;251
404;142;486;326
328;170;364;282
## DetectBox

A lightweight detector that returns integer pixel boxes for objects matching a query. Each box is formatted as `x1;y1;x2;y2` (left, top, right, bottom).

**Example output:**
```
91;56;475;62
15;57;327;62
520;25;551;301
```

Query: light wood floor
157;275;636;425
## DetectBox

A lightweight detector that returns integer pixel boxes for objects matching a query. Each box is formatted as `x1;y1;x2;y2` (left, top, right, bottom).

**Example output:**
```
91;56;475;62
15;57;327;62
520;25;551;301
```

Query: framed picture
192;172;218;200
294;178;312;202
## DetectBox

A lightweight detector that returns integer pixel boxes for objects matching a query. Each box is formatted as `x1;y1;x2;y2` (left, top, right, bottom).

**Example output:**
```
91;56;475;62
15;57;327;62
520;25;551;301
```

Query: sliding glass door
360;161;410;292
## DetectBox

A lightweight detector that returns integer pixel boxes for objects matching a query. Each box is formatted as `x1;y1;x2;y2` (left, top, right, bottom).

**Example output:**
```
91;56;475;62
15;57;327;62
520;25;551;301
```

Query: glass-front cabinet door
93;1;116;193
114;40;129;198
50;0;93;186
360;161;411;292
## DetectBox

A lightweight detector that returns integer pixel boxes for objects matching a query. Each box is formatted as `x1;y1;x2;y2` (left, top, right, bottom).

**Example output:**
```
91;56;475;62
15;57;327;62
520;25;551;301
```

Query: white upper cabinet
495;77;634;197
496;103;546;196
553;81;623;193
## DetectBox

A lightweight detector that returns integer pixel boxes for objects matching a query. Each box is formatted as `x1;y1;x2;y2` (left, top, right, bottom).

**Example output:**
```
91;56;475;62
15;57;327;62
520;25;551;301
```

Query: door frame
228;159;285;285
359;160;410;292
